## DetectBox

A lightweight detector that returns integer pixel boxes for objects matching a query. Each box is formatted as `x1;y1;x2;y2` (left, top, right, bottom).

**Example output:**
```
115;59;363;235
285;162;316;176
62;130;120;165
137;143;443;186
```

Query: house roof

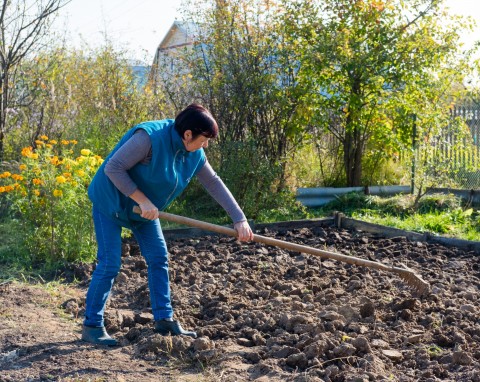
157;21;202;51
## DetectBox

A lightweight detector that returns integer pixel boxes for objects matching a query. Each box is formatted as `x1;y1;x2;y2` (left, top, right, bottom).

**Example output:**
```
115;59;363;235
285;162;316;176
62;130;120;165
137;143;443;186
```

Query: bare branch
8;0;67;65
0;0;70;160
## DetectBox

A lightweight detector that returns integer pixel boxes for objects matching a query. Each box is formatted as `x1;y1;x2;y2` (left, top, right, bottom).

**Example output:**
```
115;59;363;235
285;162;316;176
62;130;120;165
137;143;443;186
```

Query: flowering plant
0;136;102;263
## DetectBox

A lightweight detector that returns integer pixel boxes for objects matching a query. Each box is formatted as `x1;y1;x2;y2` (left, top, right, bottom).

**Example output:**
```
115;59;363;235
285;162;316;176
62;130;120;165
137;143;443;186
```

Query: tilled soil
1;222;480;381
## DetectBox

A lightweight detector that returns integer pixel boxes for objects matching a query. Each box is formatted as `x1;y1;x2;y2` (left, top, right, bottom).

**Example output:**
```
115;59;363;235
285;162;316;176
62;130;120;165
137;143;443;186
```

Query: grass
0;218;32;281
1;191;478;283
307;192;480;242
0;218;74;282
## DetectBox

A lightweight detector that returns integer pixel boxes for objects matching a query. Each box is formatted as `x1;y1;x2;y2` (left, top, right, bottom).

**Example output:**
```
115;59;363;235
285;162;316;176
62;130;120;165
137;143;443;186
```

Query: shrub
0;136;101;264
168;140;308;223
319;192;372;215
416;193;463;214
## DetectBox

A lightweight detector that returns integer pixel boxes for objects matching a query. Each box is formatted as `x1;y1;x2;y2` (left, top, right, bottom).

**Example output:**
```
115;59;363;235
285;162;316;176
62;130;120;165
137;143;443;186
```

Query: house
154;21;200;55
150;21;202;85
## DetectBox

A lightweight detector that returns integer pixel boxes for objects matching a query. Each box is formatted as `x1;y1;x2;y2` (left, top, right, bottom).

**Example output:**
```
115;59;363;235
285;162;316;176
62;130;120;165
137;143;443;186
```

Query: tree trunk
343;105;364;186
0;75;7;162
0;128;4;163
344;130;363;186
343;75;366;187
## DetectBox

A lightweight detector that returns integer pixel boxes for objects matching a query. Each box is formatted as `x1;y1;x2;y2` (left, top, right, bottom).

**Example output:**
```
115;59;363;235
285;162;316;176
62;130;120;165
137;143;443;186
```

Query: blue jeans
84;206;172;327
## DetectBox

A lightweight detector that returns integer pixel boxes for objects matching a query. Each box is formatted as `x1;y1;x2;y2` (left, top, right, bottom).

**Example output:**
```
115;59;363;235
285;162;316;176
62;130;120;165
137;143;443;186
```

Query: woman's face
183;130;210;152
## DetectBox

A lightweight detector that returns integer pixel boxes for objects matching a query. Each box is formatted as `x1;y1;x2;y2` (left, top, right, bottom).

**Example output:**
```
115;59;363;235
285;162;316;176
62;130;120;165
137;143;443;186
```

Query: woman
82;104;253;346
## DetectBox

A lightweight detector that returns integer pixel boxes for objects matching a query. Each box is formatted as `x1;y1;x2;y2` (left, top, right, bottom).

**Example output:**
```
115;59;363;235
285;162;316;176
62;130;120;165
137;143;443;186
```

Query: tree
154;0;315;216
7;45;166;157
284;0;476;186
160;0;312;162
0;0;70;161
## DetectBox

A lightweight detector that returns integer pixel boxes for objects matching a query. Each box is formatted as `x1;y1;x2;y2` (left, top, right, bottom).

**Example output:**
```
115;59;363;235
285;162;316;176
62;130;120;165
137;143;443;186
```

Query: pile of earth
65;224;480;381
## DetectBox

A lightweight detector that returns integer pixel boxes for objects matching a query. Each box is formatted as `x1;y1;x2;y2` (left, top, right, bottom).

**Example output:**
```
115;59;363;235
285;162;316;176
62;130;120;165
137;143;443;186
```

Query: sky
53;0;480;64
54;0;185;63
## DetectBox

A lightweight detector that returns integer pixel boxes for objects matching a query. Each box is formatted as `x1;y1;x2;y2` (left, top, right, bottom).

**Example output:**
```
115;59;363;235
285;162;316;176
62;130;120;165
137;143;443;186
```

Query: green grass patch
310;192;480;241
0;218;76;282
0;218;31;280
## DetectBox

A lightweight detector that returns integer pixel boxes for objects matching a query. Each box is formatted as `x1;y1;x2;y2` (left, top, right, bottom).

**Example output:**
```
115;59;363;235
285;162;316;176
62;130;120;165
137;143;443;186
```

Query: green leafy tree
153;0;314;217
283;0;476;186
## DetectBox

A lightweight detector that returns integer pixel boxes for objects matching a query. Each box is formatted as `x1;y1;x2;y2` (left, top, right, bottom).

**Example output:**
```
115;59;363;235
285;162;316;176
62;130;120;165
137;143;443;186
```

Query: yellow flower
81;149;92;156
19;164;27;171
61;140;70;145
33;178;43;185
0;171;11;178
49;139;57;144
0;186;5;193
21;147;33;157
31;153;39;160
35;140;45;146
4;185;14;192
40;135;49;141
33;190;40;196
46;144;53;149
53;189;63;197
63;172;72;178
70;140;78;145
50;156;61;165
11;174;24;181
76;170;85;177
56;175;67;184
64;158;76;165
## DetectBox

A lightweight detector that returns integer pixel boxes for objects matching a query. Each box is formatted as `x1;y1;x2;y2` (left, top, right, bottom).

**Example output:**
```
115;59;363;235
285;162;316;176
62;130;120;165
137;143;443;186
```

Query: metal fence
440;101;480;188
409;102;480;190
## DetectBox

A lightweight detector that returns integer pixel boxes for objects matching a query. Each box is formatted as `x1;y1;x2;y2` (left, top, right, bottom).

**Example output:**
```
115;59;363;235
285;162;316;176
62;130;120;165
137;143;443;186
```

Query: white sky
53;0;185;63
53;0;480;64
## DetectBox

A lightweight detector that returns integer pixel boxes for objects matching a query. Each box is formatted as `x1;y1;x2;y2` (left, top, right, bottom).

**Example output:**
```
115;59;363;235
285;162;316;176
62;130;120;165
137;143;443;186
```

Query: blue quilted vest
88;119;206;223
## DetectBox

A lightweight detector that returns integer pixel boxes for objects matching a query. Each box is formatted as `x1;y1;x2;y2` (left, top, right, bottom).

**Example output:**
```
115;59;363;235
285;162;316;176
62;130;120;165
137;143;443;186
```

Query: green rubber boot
154;320;197;338
81;325;118;346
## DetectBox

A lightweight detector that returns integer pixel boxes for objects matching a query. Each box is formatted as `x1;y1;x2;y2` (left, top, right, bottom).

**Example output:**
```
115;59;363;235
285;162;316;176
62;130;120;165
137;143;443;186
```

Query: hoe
134;207;430;297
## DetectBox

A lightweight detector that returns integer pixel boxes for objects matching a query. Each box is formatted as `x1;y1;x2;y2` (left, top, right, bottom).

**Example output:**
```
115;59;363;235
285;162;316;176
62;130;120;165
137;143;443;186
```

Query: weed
426;344;444;357
258;262;270;271
429;313;444;329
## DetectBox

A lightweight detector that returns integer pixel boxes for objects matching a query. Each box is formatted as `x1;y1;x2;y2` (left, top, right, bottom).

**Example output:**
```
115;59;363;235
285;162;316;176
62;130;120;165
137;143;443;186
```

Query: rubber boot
154;319;197;338
81;325;118;346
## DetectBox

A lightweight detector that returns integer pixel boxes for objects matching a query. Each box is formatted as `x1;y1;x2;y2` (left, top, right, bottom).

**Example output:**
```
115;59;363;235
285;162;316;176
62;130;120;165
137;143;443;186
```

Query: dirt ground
1;222;480;382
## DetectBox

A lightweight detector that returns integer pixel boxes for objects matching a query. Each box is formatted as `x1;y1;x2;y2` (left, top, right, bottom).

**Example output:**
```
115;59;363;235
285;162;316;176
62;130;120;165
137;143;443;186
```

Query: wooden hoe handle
133;206;407;273
133;206;430;296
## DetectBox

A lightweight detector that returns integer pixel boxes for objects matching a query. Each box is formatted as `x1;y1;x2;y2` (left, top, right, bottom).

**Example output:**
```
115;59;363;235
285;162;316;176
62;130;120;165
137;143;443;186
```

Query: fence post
411;114;417;194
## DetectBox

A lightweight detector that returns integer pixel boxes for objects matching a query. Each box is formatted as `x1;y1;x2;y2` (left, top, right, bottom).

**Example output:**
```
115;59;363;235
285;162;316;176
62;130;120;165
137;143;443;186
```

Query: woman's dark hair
174;103;219;139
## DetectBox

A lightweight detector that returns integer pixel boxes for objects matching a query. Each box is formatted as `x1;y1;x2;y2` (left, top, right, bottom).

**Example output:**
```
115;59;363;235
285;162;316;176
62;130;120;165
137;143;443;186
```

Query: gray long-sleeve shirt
104;129;246;223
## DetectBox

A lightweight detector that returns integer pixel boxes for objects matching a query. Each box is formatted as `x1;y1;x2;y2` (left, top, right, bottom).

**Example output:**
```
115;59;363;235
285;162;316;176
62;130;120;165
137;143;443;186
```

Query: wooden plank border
162;213;480;254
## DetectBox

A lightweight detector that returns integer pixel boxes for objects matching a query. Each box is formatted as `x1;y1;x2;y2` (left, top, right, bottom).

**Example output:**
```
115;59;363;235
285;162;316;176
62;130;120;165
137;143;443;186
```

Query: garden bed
1;221;479;381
